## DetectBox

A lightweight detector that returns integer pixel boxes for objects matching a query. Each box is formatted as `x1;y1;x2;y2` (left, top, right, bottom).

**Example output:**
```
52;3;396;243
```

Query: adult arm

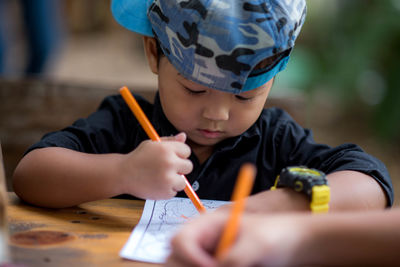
166;209;400;267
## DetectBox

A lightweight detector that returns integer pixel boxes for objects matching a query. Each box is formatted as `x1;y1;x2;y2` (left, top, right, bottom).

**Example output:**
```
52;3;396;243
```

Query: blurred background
0;0;399;205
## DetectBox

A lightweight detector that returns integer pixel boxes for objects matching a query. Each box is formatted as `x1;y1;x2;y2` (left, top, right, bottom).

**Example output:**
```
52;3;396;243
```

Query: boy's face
157;56;272;148
144;36;272;151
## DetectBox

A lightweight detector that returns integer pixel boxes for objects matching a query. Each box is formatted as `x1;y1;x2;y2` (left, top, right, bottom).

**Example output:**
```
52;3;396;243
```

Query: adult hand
166;210;307;267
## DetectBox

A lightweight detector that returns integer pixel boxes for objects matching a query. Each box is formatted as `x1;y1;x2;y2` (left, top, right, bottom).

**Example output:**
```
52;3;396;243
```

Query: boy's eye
235;95;252;101
185;87;206;95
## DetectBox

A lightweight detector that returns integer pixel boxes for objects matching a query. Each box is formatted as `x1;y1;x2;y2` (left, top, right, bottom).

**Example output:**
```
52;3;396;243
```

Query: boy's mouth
198;129;223;139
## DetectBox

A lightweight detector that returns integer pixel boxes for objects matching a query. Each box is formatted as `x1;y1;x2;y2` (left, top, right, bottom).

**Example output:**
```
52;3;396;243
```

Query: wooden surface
6;193;159;267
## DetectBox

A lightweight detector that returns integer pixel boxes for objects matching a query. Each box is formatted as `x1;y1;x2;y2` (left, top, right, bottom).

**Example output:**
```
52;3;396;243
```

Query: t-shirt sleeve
25;94;149;155
271;109;394;206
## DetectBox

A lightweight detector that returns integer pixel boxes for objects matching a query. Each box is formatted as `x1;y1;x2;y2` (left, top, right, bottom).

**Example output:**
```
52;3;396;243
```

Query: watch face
288;167;324;179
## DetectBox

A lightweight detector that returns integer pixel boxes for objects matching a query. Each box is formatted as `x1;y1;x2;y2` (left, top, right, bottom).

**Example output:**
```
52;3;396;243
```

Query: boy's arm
255;110;392;213
246;170;387;213
13;147;126;208
13;135;192;208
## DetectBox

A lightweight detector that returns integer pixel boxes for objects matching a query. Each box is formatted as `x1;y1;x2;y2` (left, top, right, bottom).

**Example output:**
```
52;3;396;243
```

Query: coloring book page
120;197;229;263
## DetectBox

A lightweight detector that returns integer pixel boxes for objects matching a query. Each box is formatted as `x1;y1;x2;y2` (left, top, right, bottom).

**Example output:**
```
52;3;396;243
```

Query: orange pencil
215;163;256;259
119;86;206;213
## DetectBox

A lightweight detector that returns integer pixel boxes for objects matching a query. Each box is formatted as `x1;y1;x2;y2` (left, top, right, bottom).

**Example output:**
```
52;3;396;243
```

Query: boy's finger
174;132;187;142
172;143;192;159
176;156;193;175
160;132;187;142
172;175;187;192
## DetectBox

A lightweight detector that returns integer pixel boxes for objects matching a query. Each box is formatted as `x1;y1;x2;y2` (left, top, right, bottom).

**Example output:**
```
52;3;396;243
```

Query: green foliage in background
276;0;400;143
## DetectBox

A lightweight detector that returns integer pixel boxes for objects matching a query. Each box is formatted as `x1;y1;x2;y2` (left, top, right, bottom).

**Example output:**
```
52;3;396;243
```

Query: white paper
120;197;229;263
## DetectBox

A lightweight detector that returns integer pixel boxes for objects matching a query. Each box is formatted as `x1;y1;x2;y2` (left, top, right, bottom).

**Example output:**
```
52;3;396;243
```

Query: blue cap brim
242;56;290;91
111;0;154;37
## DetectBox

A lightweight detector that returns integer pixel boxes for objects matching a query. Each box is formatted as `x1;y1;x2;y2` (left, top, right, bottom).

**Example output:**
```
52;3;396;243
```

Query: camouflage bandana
112;0;306;94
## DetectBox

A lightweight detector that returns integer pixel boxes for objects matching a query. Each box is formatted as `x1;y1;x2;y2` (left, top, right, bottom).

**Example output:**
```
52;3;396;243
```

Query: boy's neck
187;140;214;165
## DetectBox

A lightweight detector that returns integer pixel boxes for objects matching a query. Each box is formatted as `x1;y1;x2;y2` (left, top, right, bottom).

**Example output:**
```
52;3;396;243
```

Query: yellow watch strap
310;185;330;213
270;175;280;191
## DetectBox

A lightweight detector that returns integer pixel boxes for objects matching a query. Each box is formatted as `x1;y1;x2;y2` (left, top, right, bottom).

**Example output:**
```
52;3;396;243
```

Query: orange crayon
215;163;256;259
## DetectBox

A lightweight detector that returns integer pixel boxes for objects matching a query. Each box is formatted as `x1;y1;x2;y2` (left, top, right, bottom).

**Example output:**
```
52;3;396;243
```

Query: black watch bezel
277;166;327;198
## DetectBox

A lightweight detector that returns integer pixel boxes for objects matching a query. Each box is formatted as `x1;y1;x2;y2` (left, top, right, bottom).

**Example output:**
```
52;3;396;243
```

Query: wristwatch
271;166;330;213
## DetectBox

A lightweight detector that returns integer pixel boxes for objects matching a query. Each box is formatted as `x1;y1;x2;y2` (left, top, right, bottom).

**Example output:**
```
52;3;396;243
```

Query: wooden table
6;193;158;267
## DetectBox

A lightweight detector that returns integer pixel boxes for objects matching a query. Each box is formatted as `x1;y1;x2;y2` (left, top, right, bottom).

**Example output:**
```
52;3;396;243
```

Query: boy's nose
202;102;230;121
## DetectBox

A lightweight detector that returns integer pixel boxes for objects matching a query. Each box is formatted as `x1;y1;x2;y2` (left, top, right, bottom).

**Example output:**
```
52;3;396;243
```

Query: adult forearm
297;210;400;266
12;147;124;208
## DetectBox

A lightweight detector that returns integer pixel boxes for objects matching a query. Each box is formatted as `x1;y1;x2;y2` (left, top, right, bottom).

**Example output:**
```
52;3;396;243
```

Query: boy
12;0;393;210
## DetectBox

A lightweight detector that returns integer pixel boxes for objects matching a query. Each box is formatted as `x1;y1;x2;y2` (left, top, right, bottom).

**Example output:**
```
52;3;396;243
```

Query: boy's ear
143;36;159;74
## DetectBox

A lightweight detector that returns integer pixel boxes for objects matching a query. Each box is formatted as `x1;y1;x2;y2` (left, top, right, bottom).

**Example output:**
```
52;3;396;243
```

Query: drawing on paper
120;197;229;263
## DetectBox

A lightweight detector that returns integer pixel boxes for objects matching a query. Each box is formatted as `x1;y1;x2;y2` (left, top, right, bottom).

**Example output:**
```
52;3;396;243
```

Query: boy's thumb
160;132;187;142
173;132;187;143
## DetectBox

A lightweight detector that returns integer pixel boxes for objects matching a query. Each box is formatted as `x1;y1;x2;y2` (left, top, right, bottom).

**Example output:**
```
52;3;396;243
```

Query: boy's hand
118;132;193;199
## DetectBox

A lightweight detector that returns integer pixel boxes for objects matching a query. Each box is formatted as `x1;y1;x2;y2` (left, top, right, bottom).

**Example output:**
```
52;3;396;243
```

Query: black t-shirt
26;92;394;205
